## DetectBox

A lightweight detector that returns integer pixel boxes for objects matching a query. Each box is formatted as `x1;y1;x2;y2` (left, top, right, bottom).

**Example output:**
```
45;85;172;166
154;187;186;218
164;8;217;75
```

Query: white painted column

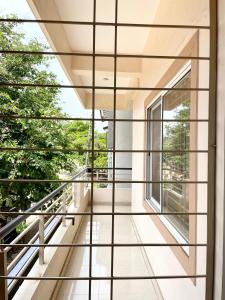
72;182;84;208
115;110;132;187
214;0;225;299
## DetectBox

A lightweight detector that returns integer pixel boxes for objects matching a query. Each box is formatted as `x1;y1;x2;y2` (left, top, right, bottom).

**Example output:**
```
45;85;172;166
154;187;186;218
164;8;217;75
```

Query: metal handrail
4;188;70;253
6;201;68;277
4;219;39;254
0;167;87;240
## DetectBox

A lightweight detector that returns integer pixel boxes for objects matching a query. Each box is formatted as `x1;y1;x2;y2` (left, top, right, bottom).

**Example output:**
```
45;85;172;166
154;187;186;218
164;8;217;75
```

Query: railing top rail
0;167;87;240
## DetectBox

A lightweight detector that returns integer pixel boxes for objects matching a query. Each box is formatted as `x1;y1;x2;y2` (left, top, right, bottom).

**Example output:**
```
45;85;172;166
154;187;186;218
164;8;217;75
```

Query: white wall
131;6;210;300
115;110;133;187
93;188;131;206
214;0;225;299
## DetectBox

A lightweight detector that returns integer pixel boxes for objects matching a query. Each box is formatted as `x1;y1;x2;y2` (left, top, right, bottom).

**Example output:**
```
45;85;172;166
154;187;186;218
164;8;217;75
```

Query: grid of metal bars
0;0;217;300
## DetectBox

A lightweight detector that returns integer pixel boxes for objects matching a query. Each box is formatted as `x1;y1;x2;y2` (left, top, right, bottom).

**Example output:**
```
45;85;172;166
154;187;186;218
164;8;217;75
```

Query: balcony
0;156;207;300
0;168;163;300
0;0;218;300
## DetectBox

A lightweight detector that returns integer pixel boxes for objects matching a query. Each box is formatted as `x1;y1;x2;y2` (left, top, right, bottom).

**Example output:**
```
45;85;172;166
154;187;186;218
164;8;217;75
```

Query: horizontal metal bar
7;208;61;273
92;167;132;170
0;115;209;122
7;248;39;293
6;224;40;271
7;210;61;288
0;50;210;60
1;243;207;248
0;18;210;29
0;179;208;184
0;168;86;240
0;275;206;280
0;148;208;153
7;212;62;274
4;218;39;251
0;212;207;216
0;82;209;91
45;193;65;213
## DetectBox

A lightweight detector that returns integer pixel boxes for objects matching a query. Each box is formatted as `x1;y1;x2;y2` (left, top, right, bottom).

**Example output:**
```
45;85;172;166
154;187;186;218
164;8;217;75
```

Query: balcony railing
0;167;88;300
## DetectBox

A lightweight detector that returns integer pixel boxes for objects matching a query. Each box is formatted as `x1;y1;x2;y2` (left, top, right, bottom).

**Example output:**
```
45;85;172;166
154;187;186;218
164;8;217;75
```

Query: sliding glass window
146;70;192;242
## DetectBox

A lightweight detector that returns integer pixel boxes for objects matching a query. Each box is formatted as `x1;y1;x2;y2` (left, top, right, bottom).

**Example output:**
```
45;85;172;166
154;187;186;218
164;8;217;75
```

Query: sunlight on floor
52;205;163;300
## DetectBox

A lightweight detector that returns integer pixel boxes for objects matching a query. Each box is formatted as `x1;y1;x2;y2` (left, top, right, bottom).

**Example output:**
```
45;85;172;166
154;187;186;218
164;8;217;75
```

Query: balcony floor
52;205;163;300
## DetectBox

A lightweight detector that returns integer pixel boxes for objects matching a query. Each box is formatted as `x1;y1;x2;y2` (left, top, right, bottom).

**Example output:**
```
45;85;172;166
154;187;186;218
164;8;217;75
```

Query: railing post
72;180;84;208
80;182;84;201
0;247;8;300
72;183;76;207
38;215;45;265
62;193;67;226
85;172;89;189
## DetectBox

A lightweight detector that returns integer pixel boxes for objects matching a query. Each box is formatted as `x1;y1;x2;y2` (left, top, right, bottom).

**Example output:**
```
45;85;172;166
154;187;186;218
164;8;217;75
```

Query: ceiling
28;0;209;110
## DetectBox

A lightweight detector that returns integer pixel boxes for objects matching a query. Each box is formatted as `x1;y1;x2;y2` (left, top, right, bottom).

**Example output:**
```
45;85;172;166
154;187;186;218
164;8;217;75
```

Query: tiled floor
52;205;163;300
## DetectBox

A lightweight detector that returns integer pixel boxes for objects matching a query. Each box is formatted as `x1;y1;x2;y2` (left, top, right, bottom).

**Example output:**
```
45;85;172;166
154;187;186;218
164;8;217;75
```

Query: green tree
64;121;107;168
93;132;107;168
163;100;190;195
0;20;73;209
163;101;190;179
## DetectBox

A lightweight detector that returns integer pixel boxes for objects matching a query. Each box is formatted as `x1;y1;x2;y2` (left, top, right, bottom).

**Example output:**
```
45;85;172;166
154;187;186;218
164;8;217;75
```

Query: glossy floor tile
53;205;163;300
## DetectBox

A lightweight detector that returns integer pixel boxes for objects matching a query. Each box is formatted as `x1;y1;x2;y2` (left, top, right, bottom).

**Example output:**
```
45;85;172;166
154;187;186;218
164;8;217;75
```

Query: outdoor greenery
163;102;190;177
163;94;190;195
64;121;107;168
0;19;107;210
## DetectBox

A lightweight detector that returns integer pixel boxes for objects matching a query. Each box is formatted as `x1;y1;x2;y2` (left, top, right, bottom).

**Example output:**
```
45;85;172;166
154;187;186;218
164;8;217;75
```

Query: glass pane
151;103;161;204
162;71;191;241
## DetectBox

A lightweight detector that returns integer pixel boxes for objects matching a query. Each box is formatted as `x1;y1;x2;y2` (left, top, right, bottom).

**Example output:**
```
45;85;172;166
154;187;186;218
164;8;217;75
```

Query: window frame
143;31;200;282
148;97;162;211
146;62;192;250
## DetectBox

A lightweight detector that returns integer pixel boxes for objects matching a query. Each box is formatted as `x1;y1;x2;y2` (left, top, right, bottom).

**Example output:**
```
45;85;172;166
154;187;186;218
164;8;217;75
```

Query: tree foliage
0;20;107;210
162;100;190;196
64;121;107;168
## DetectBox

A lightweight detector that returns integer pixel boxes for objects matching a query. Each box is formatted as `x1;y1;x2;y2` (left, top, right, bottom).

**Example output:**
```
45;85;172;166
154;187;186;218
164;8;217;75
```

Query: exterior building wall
106;109;133;187
25;1;223;299
214;0;225;299
93;188;131;206
131;24;210;300
115;110;133;187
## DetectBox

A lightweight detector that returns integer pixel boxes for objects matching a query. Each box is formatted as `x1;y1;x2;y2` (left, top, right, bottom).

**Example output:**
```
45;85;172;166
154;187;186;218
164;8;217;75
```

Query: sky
0;0;105;131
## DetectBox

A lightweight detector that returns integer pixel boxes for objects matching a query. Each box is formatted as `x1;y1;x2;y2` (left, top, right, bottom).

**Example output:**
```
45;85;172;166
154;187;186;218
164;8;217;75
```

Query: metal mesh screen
0;1;217;300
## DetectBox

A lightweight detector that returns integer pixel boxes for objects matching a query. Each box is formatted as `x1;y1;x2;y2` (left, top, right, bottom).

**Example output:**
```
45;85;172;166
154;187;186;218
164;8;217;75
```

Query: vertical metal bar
161;96;164;213
206;0;217;299
39;215;45;265
86;120;92;167
0;248;8;300
146;108;150;199
110;1;118;299
62;193;67;226
89;1;96;299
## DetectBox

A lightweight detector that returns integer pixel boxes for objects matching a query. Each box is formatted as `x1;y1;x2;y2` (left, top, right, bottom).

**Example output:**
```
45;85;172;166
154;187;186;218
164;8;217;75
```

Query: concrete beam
85;93;131;110
71;56;142;77
28;0;87;106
